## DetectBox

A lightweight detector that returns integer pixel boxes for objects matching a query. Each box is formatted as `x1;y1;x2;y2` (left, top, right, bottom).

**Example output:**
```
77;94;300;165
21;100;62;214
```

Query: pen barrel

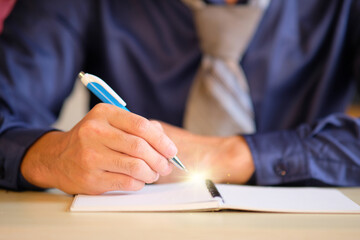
87;82;129;111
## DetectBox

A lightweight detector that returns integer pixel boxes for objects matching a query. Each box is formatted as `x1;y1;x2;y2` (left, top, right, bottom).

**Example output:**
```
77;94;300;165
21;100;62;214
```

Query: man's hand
20;104;176;194
156;122;255;184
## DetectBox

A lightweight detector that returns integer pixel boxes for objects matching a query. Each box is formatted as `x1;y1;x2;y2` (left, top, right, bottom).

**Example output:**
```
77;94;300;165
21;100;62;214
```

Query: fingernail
154;173;160;182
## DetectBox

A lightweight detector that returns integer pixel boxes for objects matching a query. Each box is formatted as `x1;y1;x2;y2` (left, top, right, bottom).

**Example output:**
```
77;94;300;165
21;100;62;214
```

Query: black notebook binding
205;179;223;200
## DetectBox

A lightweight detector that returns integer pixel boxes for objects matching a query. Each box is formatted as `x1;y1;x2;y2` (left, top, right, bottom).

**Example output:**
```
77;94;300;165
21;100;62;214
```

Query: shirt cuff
244;130;311;186
0;128;53;191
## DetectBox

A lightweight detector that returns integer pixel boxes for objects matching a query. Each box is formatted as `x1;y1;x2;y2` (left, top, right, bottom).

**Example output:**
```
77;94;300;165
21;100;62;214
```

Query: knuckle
133;117;150;135
92;103;111;114
90;104;103;116
152;156;167;172
78;120;101;137
157;135;169;149
89;103;118;120
111;177;145;191
112;158;124;170
127;160;145;177
77;125;89;140
111;181;124;191
130;138;146;155
150;120;163;131
114;178;136;190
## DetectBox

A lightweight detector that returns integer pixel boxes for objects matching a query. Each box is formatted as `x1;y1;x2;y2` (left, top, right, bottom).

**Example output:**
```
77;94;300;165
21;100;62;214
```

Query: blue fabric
242;0;360;186
0;0;359;190
205;0;248;4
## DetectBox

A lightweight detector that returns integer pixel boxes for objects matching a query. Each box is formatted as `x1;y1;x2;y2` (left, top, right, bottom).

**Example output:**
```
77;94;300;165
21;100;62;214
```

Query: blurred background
52;80;89;131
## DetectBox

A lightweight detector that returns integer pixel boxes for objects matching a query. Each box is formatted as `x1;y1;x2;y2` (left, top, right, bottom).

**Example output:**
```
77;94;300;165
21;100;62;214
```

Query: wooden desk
1;188;360;240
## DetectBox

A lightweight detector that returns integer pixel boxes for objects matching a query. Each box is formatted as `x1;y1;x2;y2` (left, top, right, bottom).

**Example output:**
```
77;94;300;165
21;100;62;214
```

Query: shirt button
275;162;287;177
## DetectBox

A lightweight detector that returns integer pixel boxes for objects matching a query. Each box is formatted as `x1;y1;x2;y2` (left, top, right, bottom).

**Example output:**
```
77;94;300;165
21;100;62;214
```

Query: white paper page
71;181;219;212
216;184;360;213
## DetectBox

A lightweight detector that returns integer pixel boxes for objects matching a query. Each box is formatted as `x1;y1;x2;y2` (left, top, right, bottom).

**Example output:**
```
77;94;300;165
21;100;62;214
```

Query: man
0;0;359;194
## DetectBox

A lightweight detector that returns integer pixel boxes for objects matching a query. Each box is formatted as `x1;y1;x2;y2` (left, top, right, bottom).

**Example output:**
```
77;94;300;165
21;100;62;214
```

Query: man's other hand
156;122;255;184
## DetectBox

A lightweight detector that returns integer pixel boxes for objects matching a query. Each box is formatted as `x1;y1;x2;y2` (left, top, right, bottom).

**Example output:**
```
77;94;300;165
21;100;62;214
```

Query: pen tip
169;156;188;172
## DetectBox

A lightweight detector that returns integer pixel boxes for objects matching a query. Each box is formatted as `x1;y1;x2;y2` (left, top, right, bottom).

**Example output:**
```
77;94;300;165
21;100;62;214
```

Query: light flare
186;171;209;184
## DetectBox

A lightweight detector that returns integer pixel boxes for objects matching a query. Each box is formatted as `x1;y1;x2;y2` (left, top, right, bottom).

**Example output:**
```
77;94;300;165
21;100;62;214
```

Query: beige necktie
183;0;263;136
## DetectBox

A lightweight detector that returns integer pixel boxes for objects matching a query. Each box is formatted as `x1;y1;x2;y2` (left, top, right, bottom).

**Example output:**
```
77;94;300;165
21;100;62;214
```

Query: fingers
66;145;158;194
84;172;146;194
103;105;178;159
92;124;173;176
103;172;145;192
98;151;160;183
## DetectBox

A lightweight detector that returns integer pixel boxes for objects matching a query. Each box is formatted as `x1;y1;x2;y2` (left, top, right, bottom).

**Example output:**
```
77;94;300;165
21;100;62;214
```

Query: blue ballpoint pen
77;71;188;172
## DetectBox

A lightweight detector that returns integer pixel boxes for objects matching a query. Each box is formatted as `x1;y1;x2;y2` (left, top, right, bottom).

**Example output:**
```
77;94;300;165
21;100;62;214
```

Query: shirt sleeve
0;0;90;190
245;114;360;187
245;1;360;187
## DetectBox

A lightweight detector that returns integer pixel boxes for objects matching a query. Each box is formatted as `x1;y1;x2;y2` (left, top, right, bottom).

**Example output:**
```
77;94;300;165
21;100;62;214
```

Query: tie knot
183;0;263;60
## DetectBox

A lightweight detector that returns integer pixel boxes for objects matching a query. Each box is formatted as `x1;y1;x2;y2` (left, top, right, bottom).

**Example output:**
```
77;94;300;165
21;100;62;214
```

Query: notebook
70;180;360;213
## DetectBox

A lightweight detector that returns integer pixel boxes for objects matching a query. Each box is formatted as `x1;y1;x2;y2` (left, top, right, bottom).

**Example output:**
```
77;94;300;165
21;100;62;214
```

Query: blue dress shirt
0;0;359;190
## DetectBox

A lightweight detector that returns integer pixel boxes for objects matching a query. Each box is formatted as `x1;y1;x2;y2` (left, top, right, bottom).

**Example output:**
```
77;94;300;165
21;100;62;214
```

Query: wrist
20;131;67;189
215;136;254;184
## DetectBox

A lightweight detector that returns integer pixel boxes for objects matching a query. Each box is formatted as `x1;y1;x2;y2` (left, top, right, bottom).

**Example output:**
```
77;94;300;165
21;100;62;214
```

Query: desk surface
1;188;360;240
